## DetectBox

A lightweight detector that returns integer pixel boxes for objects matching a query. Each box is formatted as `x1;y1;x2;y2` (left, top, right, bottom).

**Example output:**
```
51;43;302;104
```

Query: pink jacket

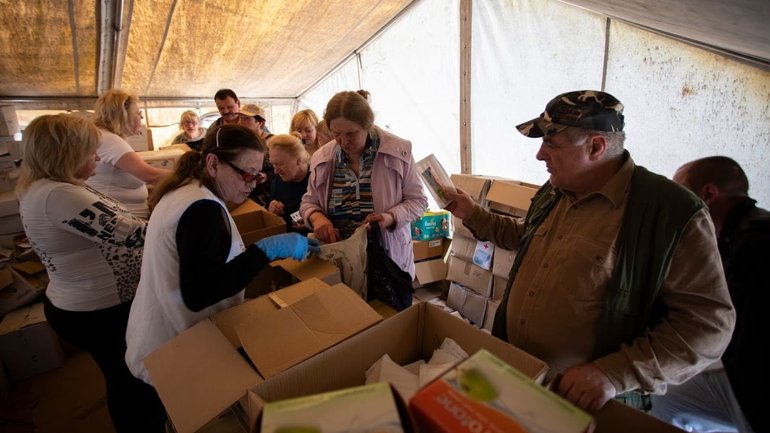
300;126;428;277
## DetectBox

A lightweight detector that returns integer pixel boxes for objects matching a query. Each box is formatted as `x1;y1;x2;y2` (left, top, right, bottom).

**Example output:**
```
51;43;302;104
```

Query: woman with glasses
125;124;318;385
16;114;167;433
87;89;171;219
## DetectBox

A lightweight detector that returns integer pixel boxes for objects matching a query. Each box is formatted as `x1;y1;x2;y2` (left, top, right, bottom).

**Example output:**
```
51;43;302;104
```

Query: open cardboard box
229;200;286;245
144;278;382;433
244;301;548;430
486;178;538;218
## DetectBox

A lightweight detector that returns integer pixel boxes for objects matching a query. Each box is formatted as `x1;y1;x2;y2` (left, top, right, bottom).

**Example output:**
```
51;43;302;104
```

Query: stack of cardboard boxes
443;175;539;331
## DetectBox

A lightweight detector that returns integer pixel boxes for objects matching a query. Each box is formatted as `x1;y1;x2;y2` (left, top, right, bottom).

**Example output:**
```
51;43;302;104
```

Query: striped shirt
328;135;379;239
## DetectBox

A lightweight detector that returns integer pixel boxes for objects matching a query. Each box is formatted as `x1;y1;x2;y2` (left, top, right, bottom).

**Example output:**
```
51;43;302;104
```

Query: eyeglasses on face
221;158;258;183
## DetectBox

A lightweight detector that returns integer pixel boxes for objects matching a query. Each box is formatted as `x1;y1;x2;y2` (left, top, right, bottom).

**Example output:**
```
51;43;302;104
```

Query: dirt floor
0;351;114;433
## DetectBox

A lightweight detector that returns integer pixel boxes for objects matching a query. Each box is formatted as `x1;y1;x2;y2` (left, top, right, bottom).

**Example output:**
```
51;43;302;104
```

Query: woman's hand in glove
255;233;320;261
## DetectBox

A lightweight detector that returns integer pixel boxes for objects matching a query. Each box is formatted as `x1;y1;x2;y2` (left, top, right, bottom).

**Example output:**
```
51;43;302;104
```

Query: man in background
652;156;768;433
211;88;241;127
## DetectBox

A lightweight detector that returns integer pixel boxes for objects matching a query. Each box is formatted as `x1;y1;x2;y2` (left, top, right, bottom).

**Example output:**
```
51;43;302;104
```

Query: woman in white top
16;114;167;433
126;124;317;384
87;89;170;219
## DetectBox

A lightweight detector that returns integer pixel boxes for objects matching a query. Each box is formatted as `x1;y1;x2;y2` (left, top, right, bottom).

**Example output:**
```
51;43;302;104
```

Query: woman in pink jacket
300;90;427;279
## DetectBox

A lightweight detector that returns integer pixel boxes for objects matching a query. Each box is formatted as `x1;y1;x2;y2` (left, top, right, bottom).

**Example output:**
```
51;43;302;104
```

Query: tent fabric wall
470;0;770;208
299;0;460;211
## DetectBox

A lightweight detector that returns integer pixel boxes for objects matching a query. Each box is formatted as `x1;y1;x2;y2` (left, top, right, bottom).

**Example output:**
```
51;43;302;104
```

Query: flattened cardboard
0;302;65;381
0;268;45;315
144;321;262;433
229;200;286;245
445;255;492;297
237;283;382;379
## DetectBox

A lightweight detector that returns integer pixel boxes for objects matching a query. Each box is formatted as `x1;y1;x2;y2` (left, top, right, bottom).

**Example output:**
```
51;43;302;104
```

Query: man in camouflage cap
443;90;734;414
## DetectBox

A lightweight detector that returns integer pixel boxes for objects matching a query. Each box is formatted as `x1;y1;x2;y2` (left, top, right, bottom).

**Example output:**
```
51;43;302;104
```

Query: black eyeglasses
221;158;258;183
215;128;259;183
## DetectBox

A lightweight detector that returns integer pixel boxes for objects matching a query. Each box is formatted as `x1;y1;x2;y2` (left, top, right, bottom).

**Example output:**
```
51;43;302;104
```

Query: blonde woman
171;110;207;150
290;109;321;155
266;133;311;232
16;114;167;432
87;89;170;219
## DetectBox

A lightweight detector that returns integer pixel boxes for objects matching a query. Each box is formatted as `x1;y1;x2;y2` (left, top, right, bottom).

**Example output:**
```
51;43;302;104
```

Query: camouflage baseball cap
516;90;624;138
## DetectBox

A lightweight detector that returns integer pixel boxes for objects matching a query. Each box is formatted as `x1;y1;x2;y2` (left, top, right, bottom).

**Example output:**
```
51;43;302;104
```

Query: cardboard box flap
144;320;262;433
449;174;491;202
486;179;538;212
0;302;45;334
274;257;340;284
212;278;331;348
237;283;382;379
0;267;12;289
594;400;687;433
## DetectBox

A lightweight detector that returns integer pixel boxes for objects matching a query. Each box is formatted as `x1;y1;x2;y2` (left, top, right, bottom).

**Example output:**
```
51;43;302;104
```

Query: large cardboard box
0;303;65;381
246;302;548;430
492;246;516;278
229;200;286;245
445;255;492;297
144;279;382;433
0;106;20;137
486;179;538;217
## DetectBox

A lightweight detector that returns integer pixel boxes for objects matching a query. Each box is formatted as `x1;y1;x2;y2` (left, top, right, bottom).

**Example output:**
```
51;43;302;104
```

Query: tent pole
459;0;472;175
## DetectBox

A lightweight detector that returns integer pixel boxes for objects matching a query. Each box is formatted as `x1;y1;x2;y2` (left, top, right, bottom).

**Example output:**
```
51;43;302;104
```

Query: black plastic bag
366;224;413;311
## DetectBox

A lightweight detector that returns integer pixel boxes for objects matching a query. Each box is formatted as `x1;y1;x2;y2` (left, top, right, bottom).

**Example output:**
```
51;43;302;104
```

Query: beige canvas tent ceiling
0;0;768;111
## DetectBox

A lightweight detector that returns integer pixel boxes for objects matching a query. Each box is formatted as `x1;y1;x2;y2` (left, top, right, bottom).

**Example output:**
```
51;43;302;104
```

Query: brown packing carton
229;200;286;245
412;237;448;262
482;298;501;331
0;303;65;381
486;178;539;218
593;400;687;433
492;275;508;301
245;302;548;431
452;215;476;239
412;258;447;288
446;282;487;327
144;279;382;433
492;246;516;278
445;255;492;297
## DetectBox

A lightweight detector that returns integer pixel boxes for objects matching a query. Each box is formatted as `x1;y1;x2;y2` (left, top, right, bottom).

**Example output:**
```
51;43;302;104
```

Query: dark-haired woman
126;124;317;384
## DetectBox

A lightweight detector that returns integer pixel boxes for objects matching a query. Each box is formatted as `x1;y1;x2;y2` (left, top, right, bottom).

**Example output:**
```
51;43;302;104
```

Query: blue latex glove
255;233;320;261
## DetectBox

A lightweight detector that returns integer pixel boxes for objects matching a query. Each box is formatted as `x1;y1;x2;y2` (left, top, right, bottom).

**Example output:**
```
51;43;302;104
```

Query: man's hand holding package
558;363;616;411
443;188;475;220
